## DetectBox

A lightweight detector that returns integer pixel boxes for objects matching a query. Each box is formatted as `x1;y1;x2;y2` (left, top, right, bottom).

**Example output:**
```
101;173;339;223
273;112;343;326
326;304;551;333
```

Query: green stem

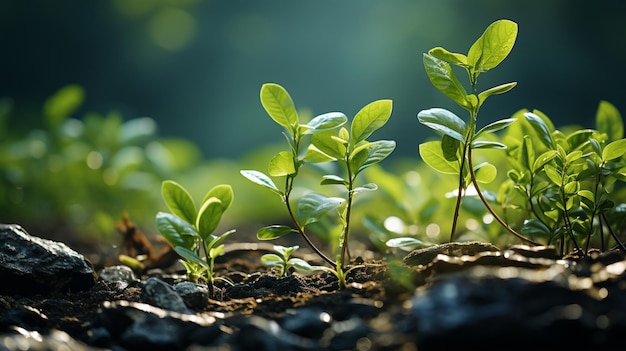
340;179;354;270
559;186;582;254
284;175;335;267
602;213;626;253
450;134;471;242
468;149;541;245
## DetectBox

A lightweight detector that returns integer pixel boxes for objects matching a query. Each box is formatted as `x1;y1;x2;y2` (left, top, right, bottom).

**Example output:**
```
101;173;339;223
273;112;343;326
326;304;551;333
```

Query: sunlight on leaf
162;180;197;224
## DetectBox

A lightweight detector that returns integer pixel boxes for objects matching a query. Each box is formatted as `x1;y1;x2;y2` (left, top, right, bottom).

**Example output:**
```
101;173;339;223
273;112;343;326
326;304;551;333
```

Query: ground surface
2;225;626;351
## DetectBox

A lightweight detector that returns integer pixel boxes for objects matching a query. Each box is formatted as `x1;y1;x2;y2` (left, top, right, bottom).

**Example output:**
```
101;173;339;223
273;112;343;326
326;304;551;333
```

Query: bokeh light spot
148;8;196;51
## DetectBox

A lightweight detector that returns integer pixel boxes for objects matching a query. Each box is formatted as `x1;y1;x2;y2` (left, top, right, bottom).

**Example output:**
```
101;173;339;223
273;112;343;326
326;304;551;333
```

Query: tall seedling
241;83;348;267
241;83;395;273
418;19;538;244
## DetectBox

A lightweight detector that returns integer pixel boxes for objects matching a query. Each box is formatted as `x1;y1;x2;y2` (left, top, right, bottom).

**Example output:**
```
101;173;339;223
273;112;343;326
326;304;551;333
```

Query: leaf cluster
156;180;236;291
241;83;395;273
502;102;626;254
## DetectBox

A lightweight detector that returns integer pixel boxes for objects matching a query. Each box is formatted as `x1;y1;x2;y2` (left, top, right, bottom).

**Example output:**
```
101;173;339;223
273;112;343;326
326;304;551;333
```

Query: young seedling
503;102;626;255
261;245;314;276
241;83;348;267
417;19;538;244
309;99;396;269
155;180;236;296
241;83;395;276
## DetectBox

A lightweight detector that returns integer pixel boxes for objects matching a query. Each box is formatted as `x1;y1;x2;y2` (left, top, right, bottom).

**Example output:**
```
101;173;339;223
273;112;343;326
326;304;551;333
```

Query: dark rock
0;329;106;351
410;262;626;350
403;241;500;266
140;277;191;314
280;307;332;338
0;224;96;295
98;300;218;350
173;281;210;310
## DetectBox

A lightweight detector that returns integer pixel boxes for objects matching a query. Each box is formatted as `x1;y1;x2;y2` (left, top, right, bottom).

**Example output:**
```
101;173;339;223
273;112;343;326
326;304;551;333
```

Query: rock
0;224;96;295
0;329;106;351
98;300;218;349
99;265;137;289
173;281;210;310
402;241;500;267
410;261;626;350
140;277;191;314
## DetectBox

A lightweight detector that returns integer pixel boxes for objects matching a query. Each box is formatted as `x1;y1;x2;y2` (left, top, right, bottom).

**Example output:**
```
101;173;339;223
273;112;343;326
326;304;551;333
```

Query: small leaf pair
156;180;235;292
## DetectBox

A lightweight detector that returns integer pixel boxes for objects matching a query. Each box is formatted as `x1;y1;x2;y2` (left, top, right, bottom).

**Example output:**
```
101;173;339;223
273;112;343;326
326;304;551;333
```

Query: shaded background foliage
1;0;625;252
2;0;625;159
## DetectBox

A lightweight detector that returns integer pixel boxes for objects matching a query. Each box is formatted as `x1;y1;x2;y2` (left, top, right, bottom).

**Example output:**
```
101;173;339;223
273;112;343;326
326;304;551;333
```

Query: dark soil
2;223;626;351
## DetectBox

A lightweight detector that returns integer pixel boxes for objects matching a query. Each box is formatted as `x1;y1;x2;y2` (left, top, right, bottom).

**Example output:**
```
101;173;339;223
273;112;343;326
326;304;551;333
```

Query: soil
2;222;626;351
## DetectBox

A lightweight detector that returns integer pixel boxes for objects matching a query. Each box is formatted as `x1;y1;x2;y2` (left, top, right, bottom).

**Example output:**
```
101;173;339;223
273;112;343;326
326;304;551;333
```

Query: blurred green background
1;0;625;258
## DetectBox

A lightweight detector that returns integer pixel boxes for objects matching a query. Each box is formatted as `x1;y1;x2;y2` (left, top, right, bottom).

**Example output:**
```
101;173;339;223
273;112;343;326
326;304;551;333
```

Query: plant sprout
155;180;236;296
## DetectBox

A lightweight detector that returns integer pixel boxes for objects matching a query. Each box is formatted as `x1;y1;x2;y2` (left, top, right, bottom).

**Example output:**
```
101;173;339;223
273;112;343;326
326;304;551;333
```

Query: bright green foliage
414;19;533;244
501;102;626;255
310;99;396;269
156;180;236;293
241;83;395;275
0;85;203;240
261;245;314;276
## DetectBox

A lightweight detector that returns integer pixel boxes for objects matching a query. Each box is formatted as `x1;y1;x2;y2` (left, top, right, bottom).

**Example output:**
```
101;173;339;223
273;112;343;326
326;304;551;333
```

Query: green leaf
386;237;430;248
161;180;197;224
196;197;224;239
304;145;337;163
596;100;624;141
475;117;516;138
524;112;554;148
302;112;347;134
209;244;225;260
532;150;557;173
320;175;347;186
351;99;393;143
602;139;626;161
566;129;595;150
297;192;345;227
175;246;209;269
156;212;198;249
44;84;85;128
260;83;298;132
261;253;283;265
477;82;517;107
516;136;534;171
563;181;580;195
240;170;282;196
201;184;234;211
311;130;347;160
474;162;497;183
352;183;378;193
276;245;299;259
350;140;396;175
257;225;295;240
442;135;461;161
428;47;468;67
207;229;237;252
471;140;507;149
419;141;460;174
544;165;563;186
289;258;314;271
521;219;552;237
268;151;296;176
417;108;467;142
468;19;518;72
423;53;471;110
